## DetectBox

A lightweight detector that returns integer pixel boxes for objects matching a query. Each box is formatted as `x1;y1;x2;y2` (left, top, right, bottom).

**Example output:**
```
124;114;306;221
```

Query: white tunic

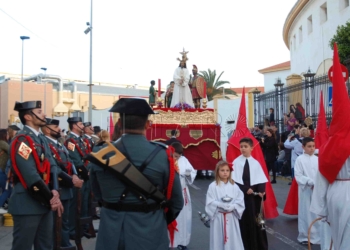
170;67;194;108
310;157;350;250
170;156;197;247
205;181;245;250
294;153;320;244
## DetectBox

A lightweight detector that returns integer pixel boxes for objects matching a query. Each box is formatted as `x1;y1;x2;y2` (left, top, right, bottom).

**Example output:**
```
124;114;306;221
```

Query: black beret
83;122;92;127
93;126;101;133
46;118;60;126
67;117;82;123
8;125;20;131
14;101;41;111
109;98;155;115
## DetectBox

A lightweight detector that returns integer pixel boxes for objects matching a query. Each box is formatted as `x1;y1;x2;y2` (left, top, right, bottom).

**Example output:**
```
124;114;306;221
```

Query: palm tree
199;69;236;101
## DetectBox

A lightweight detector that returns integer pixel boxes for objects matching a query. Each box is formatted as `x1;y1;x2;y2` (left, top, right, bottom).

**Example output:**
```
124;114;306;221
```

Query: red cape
283;178;298;215
226;87;278;219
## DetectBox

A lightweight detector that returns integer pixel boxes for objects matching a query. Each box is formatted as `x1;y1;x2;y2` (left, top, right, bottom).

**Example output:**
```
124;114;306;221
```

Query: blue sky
0;0;297;88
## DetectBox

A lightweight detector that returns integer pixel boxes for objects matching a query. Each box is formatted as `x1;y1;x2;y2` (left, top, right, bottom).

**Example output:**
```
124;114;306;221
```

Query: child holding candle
205;160;245;250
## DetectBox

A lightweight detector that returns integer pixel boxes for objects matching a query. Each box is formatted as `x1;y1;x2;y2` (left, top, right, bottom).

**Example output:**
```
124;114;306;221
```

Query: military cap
14;101;41;111
8;125;20;131
46;118;60;126
93;126;101;133
83;122;92;127
109;98;155;115
67;117;82;123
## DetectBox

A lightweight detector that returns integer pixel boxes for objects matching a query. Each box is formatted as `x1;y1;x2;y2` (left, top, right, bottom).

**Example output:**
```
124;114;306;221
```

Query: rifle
5;168;11;190
55;198;76;250
75;187;84;250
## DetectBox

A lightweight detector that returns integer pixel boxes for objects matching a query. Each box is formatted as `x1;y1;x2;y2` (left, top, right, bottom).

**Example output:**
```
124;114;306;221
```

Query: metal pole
21;40;24;102
88;0;93;122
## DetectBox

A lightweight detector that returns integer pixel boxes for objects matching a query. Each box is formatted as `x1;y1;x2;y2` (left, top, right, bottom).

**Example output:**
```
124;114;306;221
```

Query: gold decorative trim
211;150;222;160
189;130;203;140
165;129;180;138
153;138;220;149
149;109;216;125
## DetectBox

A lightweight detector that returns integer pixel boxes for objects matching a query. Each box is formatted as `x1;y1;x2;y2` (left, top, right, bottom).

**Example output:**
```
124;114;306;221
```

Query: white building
284;0;350;75
258;61;291;92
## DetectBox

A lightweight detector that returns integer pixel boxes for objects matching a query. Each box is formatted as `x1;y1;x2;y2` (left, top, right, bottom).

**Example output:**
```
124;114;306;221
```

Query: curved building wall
286;0;350;75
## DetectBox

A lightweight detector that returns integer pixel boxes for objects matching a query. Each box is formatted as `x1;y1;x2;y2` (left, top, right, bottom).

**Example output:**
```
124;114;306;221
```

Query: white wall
208;96;248;160
263;69;291;92
288;0;350;75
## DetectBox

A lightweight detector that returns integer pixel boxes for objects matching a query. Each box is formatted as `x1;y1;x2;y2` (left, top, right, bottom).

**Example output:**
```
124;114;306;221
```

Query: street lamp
41;67;47;114
20;36;30;102
84;0;93;122
303;68;316;117
252;88;261;126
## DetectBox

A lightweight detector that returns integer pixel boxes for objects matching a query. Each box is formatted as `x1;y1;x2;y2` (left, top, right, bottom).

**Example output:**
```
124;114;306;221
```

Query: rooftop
258;61;291;74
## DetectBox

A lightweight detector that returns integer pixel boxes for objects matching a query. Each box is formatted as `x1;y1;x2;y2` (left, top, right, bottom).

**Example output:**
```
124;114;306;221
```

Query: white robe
170;67;194;108
310;157;350;250
205;181;245;250
294;153;320;244
170;156;197;247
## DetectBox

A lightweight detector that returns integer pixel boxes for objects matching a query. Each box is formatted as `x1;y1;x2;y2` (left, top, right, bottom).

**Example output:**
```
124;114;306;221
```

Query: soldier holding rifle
89;98;184;250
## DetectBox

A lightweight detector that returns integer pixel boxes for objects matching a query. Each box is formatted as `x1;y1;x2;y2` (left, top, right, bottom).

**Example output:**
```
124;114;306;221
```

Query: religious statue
165;81;175;108
149;80;156;106
170;49;195;108
189;65;207;108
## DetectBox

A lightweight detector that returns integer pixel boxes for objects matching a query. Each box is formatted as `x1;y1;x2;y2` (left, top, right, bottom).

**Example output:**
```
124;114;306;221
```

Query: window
340;0;350;10
320;2;328;24
307;15;313;34
293;35;296;50
299;26;303;43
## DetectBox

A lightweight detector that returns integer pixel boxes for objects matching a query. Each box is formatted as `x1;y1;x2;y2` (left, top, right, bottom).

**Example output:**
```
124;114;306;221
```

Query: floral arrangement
173;102;195;110
156;100;163;108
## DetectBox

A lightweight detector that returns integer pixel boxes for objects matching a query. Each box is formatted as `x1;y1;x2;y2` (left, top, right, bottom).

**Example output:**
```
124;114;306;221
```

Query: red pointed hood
319;43;350;183
109;113;115;139
226;87;279;219
314;91;329;149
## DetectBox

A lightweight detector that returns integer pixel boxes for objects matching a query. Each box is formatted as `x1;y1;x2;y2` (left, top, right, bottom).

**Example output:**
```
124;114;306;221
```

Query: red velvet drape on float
226;87;279;219
283;90;330;215
146;124;221;170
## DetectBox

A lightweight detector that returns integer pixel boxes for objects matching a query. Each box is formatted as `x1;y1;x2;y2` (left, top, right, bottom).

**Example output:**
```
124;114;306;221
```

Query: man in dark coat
165;129;181;145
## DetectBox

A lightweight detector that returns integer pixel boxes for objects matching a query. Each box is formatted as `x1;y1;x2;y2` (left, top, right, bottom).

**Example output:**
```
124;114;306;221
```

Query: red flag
284;91;330;215
109;113;114;139
319;43;350;183
226;87;279;219
315;91;329;149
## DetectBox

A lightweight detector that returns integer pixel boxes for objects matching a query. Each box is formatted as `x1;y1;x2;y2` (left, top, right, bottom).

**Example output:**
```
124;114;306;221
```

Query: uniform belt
102;201;163;213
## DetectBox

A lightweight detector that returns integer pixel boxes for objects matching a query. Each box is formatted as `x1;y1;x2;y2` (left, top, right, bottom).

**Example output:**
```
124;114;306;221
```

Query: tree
329;21;350;64
199;69;236;101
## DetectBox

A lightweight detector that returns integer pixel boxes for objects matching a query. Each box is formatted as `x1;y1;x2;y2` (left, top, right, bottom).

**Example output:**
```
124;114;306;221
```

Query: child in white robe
294;137;320;245
205;160;245;250
169;142;197;250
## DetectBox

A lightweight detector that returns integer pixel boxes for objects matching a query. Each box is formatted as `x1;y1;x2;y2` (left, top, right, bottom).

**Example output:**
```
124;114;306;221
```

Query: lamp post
41;67;47;114
252;88;261;126
20;36;30;102
274;78;284;133
303;68;316;119
84;0;93;122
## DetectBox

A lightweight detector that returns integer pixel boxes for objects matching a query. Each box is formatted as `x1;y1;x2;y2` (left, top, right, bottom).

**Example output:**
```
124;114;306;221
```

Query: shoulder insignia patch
67;142;75;151
18;142;32;160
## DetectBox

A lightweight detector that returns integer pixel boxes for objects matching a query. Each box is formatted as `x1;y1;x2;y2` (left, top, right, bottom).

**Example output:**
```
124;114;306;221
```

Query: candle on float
158;79;161;97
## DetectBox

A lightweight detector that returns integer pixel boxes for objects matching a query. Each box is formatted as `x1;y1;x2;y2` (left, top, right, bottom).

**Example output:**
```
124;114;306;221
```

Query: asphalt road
0;175;325;250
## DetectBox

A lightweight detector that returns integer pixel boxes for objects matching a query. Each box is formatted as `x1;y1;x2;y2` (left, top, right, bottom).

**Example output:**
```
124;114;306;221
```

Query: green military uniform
9;101;60;250
65;119;89;237
149;80;156;106
45;118;75;247
90;98;184;250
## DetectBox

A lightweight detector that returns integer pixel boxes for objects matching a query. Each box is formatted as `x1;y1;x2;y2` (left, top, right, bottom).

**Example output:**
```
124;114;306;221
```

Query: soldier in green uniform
65;117;89;239
42;118;84;247
149;80;156;106
83;122;95;153
8;101;63;250
90;98;184;250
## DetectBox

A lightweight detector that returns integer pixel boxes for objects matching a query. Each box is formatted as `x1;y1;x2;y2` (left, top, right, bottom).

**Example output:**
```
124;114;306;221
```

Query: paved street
0;175;324;250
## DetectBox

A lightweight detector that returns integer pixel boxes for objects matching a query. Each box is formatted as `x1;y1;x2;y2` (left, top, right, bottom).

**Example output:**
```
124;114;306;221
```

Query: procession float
146;49;222;171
